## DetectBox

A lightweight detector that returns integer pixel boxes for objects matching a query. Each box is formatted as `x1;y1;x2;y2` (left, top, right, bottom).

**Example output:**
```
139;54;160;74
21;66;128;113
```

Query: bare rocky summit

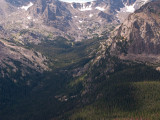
0;0;153;42
107;1;160;63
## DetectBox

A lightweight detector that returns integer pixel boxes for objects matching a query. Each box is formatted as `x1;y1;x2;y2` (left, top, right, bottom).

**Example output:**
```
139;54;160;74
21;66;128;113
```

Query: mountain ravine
0;0;160;120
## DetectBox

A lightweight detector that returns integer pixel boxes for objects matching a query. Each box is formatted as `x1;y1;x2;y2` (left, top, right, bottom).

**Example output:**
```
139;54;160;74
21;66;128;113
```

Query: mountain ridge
0;0;160;120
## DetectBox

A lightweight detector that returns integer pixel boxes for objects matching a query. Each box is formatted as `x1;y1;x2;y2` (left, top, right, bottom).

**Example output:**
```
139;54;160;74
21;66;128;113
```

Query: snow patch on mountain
118;0;152;14
27;16;31;20
71;4;74;8
79;3;93;11
95;6;105;11
89;14;93;17
21;2;33;11
125;4;135;12
79;20;83;23
143;0;150;4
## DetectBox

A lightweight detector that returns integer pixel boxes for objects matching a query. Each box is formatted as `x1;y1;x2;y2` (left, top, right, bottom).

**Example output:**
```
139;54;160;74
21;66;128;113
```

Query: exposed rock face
28;0;149;40
108;1;160;62
0;38;48;78
0;0;154;41
0;0;158;79
116;0;157;22
30;0;72;31
89;1;160;80
0;21;48;80
27;0;120;40
81;1;160;100
29;0;157;40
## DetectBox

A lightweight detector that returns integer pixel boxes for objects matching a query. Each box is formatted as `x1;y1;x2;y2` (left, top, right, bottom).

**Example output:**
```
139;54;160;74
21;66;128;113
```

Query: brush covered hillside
0;0;160;120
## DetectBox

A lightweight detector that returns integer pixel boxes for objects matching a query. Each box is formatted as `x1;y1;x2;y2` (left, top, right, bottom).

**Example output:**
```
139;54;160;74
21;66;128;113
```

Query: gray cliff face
0;0;154;41
30;0;72;31
108;1;160;62
0;37;48;78
27;0;155;40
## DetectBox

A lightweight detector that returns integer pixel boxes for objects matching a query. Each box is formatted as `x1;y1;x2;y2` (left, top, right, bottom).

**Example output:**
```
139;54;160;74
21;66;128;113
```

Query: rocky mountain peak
108;0;160;63
0;0;154;41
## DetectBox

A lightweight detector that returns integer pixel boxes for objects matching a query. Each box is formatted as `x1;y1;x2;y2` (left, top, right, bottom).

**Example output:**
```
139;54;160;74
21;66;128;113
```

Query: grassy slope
68;65;160;120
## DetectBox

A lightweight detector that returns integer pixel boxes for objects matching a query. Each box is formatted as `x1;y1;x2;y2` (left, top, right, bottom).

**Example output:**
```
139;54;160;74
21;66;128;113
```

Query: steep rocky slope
87;1;160;87
0;0;153;42
28;0;153;40
0;38;48;79
109;0;160;63
80;0;160;104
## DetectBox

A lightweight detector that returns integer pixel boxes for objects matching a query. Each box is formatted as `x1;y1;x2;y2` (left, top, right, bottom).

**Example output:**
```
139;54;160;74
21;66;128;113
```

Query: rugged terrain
0;0;151;82
109;0;160;63
66;1;160;119
0;0;160;120
1;0;153;42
